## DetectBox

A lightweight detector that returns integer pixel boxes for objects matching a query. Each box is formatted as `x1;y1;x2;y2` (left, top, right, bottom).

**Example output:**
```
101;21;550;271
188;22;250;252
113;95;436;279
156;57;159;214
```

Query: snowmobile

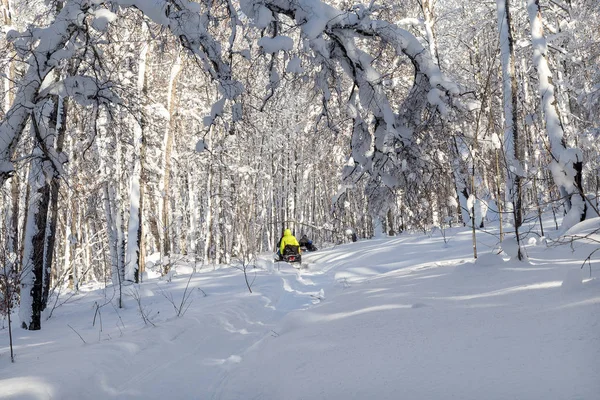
275;244;302;265
299;236;318;252
299;242;318;252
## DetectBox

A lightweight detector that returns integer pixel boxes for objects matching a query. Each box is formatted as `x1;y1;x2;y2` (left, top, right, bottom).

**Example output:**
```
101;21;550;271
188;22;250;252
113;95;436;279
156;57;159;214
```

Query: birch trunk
188;169;198;270
115;139;126;285
63;192;72;287
497;0;524;259
20;108;55;330
203;128;214;265
214;166;223;264
419;0;440;64
102;182;118;284
527;0;587;230
450;138;471;225
160;54;183;260
2;0;14;110
97;109;124;291
71;203;80;290
125;132;144;282
3;0;20;267
7;176;19;256
19;150;48;330
521;57;545;237
84;221;96;282
125;30;149;283
42;95;66;308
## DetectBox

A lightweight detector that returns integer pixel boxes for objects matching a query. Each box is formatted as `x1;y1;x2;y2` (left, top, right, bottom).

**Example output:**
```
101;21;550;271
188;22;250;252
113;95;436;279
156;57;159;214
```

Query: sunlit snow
2;217;599;399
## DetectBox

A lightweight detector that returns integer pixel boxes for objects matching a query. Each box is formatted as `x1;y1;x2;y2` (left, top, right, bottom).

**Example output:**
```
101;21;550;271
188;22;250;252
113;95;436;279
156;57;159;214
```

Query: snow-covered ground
1;219;599;399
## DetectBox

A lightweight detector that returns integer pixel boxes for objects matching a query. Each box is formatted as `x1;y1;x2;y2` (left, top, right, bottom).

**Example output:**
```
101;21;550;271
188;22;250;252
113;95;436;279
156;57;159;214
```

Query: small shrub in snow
160;273;196;317
127;286;156;327
233;257;257;293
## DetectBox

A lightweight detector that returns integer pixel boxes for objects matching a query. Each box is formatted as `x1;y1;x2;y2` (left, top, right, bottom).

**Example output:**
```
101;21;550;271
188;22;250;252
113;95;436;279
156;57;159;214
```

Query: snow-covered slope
1;221;599;399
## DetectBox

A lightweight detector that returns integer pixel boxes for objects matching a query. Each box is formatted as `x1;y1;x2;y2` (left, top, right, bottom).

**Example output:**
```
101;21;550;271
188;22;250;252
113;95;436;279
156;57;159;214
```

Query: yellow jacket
280;229;300;254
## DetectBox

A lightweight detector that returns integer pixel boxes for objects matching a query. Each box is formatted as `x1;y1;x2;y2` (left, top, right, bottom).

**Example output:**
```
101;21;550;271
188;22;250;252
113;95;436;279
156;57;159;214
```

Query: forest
0;0;599;332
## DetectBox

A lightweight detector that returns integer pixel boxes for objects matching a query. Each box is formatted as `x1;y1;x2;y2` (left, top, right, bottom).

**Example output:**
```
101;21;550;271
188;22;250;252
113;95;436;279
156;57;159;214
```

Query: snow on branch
109;0;244;123
0;0;242;182
245;0;458;183
91;8;118;31
243;0;457;95
0;0;91;181
37;76;119;106
527;0;587;229
258;35;294;53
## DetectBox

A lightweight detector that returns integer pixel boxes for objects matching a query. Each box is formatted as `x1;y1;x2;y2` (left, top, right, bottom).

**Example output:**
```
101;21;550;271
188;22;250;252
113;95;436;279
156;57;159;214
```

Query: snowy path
213;234;600;400
1;224;600;399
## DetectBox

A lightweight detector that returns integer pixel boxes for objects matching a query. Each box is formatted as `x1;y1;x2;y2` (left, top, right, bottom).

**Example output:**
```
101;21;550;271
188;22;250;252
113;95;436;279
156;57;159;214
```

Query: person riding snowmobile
277;229;300;260
299;234;317;251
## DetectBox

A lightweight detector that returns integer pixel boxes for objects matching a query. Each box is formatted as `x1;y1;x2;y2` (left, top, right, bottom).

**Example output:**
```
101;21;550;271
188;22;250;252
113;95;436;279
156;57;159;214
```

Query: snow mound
475;252;502;267
142;269;161;281
501;238;519;259
451;252;503;279
561;268;584;293
563;217;600;237
500;238;528;261
254;257;273;271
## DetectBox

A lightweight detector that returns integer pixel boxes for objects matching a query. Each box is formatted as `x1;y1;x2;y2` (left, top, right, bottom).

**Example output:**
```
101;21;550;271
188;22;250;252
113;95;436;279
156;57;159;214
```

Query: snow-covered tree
1;0;599;330
497;0;525;259
527;0;588;232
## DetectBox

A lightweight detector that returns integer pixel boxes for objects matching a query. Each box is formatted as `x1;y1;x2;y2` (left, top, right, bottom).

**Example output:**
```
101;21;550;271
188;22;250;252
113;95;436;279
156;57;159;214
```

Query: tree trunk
419;0;440;64
160;54;183;260
203;128;214;265
497;0;524;259
71;202;80;290
115;139;126;286
527;0;586;230
42;95;67;309
19;155;48;330
20;112;54;330
214;166;223;264
387;208;395;236
188;169;198;270
125;30;149;283
2;0;20;270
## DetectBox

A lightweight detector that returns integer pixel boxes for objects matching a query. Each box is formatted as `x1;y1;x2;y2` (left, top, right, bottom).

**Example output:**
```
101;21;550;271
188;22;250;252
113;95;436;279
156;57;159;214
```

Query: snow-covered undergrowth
1;219;599;399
